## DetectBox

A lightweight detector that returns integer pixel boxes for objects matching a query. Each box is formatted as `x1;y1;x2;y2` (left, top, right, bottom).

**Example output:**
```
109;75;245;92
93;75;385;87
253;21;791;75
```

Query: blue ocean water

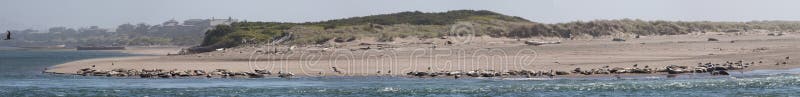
1;49;800;96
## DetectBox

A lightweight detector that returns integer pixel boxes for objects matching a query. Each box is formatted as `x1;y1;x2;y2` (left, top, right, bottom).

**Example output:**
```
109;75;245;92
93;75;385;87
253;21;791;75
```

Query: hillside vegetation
508;20;800;38
199;10;530;49
197;10;800;52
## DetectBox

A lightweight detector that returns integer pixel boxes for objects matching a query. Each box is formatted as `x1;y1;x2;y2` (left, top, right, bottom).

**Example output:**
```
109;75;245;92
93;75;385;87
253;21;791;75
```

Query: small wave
501;78;555;80
379;87;399;92
746;68;800;75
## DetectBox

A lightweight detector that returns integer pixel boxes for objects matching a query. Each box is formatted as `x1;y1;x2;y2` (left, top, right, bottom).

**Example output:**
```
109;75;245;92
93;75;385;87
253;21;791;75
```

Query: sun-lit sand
45;32;800;77
116;46;186;55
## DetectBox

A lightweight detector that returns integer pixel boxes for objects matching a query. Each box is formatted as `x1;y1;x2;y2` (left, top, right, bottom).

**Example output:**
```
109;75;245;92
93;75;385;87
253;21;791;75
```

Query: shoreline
4;46;185;55
110;46;186;55
44;32;800;78
42;66;800;80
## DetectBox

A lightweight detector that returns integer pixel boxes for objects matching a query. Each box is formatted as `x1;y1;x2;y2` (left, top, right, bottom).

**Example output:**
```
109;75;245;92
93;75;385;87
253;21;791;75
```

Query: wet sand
45;32;800;77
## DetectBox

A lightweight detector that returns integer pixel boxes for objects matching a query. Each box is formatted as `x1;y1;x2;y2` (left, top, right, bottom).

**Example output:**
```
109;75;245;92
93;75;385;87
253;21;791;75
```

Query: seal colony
72;68;296;78
44;31;800;79
58;58;787;79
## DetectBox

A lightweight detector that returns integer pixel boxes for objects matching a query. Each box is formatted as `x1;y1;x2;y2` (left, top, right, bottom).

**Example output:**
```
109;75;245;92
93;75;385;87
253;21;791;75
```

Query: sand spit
45;32;800;78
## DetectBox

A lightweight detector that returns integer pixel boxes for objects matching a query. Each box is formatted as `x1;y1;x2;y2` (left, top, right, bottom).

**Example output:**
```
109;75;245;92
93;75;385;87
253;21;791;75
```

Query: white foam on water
500;78;555;80
379;87;399;92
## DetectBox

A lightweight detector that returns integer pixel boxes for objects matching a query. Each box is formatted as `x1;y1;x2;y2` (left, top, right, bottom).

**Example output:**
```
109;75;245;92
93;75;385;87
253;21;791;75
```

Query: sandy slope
46;32;800;77
116;46;185;55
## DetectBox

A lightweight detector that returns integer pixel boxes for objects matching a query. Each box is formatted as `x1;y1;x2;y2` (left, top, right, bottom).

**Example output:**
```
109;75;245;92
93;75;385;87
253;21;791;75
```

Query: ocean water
2;49;800;96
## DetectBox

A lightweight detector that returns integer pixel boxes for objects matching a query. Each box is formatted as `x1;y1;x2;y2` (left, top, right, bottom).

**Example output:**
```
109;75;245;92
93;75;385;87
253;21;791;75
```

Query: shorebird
3;31;10;40
331;67;341;74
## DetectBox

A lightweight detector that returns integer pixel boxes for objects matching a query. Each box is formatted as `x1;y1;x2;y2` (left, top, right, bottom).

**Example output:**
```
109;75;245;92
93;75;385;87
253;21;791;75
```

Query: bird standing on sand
332;67;341;74
3;31;10;40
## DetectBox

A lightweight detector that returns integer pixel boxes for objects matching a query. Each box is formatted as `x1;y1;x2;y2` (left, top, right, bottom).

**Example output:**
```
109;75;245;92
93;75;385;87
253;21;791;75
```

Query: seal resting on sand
278;72;294;78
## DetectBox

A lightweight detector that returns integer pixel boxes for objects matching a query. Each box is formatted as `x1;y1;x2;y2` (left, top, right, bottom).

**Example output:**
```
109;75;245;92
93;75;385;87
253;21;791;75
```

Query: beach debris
612;38;626;42
524;41;560;46
359;46;371;50
707;38;719;41
768;33;785;36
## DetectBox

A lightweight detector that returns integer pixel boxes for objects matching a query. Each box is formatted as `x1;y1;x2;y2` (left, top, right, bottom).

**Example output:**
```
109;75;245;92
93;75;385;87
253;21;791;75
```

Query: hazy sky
1;0;799;30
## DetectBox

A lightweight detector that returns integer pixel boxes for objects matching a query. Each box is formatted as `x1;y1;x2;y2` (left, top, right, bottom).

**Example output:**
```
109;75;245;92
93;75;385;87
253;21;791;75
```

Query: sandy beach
45;32;799;77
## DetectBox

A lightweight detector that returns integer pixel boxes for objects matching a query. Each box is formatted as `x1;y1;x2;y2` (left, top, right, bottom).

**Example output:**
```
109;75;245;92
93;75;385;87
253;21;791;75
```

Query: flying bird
4;31;10;40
